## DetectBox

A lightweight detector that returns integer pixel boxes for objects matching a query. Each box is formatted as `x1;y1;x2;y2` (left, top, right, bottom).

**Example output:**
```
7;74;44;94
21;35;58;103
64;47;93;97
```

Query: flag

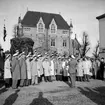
3;26;7;41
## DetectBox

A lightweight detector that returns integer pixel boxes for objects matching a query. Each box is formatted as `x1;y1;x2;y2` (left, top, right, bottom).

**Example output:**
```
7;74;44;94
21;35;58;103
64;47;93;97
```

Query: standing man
4;54;12;88
26;52;32;86
19;51;27;87
11;50;20;89
68;55;77;88
0;48;5;77
100;57;105;80
31;56;38;85
42;57;51;82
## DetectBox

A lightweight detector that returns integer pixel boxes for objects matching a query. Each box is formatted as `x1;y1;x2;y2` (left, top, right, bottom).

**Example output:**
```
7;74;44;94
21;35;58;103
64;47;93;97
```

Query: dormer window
49;18;57;34
38;23;44;33
37;17;45;33
51;24;56;33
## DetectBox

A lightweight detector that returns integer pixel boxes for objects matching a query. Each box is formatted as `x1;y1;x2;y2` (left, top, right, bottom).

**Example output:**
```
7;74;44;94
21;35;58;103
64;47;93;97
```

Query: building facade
18;11;73;55
96;14;105;58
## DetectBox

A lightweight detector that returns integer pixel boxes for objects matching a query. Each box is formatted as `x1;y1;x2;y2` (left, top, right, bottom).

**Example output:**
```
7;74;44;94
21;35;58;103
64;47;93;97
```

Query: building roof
96;13;105;20
72;37;81;49
21;11;70;29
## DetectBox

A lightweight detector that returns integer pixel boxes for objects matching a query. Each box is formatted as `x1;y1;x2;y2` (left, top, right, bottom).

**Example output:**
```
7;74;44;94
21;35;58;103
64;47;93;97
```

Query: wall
22;26;72;55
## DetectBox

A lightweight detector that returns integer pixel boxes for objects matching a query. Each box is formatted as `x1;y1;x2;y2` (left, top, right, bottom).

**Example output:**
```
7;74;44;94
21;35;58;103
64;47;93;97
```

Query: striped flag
3;25;7;41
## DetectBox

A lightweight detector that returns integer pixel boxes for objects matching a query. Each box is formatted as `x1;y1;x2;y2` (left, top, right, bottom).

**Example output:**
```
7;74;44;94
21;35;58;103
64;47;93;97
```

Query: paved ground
0;79;105;105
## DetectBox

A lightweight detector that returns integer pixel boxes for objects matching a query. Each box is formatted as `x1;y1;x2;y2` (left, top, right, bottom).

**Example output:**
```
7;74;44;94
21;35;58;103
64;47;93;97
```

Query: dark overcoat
68;59;77;74
19;56;27;79
11;56;20;80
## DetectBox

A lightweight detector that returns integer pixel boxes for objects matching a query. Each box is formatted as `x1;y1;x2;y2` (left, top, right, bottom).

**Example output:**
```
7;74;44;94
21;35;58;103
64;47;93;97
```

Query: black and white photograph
0;0;105;105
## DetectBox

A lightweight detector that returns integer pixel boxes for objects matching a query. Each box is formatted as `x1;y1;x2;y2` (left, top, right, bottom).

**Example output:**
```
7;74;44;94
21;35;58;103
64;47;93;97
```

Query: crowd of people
2;49;105;89
76;57;105;82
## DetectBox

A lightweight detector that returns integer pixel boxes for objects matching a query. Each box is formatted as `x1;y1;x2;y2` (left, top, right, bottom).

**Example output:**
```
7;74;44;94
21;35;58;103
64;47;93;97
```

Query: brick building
18;11;73;55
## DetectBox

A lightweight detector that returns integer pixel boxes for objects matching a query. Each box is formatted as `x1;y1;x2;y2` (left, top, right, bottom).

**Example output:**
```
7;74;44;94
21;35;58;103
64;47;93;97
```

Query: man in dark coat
19;52;27;87
100;57;105;80
0;49;5;74
11;50;20;89
68;55;77;88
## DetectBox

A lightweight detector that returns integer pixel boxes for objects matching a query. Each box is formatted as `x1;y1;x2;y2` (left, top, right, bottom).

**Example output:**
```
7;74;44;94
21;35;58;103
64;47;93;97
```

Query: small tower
18;16;22;28
70;19;73;33
17;16;22;37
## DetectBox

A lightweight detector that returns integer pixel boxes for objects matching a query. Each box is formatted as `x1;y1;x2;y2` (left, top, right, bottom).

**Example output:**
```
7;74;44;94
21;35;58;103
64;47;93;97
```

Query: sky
0;0;105;56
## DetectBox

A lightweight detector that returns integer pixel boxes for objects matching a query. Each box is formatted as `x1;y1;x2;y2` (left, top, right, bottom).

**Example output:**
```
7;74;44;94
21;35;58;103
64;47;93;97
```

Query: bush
10;37;34;55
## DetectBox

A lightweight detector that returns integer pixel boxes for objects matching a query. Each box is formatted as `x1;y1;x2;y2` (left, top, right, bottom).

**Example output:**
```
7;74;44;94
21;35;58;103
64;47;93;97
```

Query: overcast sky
0;0;105;56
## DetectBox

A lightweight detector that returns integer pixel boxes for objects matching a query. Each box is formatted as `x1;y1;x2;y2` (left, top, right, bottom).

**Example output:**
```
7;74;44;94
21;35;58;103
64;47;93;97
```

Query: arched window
38;23;44;33
51;24;56;33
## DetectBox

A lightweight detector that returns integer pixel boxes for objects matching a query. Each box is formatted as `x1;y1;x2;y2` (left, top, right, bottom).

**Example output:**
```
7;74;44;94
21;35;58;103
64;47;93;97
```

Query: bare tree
80;32;90;57
92;41;99;59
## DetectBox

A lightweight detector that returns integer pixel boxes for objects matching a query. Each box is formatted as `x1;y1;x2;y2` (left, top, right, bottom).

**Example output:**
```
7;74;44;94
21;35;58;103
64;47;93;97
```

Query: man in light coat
11;50;20;89
82;58;91;82
76;59;83;81
31;56;38;85
42;57;51;82
4;54;12;88
26;52;32;86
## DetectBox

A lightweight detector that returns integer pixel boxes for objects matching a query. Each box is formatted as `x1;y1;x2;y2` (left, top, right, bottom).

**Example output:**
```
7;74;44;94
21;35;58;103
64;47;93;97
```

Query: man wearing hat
4;54;12;88
0;48;5;76
68;55;77;88
31;55;39;85
25;52;32;86
11;50;20;89
19;51;27;87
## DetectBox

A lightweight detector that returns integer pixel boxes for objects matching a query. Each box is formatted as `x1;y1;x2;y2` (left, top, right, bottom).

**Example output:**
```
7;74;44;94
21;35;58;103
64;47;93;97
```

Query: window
51;24;56;33
24;27;30;31
63;30;68;34
51;39;55;46
63;40;67;47
38;23;44;33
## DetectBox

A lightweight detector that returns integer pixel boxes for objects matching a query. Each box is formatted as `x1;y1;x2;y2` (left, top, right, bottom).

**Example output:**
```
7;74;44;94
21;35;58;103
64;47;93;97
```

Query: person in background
87;58;92;78
4;54;12;88
0;48;5;77
37;55;44;83
26;52;32;86
92;59;98;79
76;59;83;81
19;51;27;87
82;58;90;82
62;58;68;82
31;55;38;85
42;57;51;82
100;57;105;80
11;50;20;89
53;56;58;81
56;57;63;81
68;55;77;88
50;56;55;81
96;59;100;79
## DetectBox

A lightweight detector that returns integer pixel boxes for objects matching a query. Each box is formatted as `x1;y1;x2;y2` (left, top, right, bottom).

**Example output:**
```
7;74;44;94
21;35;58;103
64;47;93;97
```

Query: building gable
21;11;70;29
37;17;45;33
49;18;57;34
